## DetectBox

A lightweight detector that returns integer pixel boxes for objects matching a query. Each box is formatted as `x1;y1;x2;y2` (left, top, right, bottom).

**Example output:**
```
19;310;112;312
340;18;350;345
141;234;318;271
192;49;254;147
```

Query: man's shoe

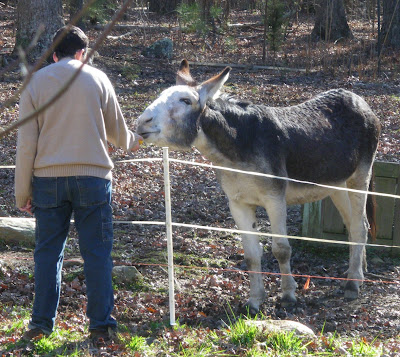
22;327;49;341
89;327;117;347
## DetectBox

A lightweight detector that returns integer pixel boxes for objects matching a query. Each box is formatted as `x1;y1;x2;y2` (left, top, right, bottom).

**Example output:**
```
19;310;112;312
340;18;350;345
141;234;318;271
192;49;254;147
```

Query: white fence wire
1;147;400;325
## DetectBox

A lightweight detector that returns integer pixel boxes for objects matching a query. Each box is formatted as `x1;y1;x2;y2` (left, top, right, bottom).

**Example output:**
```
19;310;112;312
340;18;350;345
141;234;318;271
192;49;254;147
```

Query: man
14;26;142;344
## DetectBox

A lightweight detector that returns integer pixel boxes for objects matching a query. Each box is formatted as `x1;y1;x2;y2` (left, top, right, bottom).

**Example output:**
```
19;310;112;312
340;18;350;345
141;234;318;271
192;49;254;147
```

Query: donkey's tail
366;169;377;241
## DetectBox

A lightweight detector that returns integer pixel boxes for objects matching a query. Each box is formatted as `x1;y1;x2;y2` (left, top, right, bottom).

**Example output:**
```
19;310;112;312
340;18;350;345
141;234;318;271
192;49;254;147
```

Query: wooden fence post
302;161;400;254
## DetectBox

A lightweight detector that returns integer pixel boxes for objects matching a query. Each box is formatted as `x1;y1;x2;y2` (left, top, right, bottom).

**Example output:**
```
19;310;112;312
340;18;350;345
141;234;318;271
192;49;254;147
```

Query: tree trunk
381;0;400;49
69;0;85;29
311;0;353;41
148;0;181;14
14;0;64;63
199;0;213;23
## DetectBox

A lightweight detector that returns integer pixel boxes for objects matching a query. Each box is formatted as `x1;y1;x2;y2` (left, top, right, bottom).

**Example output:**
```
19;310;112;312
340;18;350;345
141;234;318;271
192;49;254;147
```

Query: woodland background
1;0;400;355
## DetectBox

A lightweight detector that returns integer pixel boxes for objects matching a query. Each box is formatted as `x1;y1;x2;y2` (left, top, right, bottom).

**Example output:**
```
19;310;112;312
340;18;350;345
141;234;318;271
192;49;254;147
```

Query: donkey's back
275;89;379;183
210;88;379;185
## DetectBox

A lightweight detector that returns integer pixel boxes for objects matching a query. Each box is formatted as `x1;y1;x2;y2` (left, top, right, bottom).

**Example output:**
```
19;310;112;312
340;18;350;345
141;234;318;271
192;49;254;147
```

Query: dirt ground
1;2;400;348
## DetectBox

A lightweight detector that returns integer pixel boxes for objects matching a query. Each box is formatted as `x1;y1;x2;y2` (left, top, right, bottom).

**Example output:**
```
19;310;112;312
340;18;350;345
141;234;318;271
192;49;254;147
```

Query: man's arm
102;78;142;152
15;89;39;210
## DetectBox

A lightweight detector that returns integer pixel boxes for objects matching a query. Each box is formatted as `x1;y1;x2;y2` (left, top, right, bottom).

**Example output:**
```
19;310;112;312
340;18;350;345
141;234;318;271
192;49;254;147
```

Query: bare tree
381;0;400;49
14;0;64;63
311;0;353;41
69;0;84;29
199;0;213;23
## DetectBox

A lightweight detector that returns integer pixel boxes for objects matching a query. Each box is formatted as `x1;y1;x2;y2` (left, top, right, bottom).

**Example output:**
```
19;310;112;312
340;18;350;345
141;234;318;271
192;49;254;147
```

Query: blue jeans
29;176;116;333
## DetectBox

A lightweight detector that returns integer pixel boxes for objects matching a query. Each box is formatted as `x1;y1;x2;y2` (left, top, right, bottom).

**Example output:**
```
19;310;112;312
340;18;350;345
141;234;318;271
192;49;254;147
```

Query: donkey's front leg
229;200;266;314
266;196;297;307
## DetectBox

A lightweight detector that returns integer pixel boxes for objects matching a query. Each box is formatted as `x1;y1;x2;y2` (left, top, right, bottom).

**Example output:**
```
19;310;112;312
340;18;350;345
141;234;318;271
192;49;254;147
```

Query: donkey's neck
193;105;244;165
193;129;235;166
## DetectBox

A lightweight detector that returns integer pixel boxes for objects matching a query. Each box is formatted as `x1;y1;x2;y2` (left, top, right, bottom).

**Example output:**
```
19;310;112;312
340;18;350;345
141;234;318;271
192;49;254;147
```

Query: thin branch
0;0;135;139
0;0;98;114
171;60;309;73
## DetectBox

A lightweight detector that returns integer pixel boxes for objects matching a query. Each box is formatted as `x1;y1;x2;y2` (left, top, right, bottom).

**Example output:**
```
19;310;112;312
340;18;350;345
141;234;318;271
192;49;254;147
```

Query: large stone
141;38;173;59
112;265;143;285
244;319;316;339
0;217;35;246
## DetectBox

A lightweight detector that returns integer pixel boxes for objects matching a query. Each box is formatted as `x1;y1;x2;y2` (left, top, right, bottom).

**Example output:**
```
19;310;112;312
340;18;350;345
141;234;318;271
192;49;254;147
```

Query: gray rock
0;217;35;246
142;38;173;59
370;255;385;265
112;265;143;284
244;319;316;338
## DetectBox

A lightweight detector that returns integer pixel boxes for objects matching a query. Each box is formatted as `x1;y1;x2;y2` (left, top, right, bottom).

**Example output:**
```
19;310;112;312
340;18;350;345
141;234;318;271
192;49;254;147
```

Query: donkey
136;60;381;313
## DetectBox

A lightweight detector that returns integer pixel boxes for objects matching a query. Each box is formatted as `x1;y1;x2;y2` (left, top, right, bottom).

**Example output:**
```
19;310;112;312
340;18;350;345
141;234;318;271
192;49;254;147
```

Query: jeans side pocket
101;198;113;242
102;220;113;242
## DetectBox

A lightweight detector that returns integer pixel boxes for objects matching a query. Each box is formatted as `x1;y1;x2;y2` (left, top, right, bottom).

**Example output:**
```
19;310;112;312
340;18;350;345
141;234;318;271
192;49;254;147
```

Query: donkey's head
136;60;231;150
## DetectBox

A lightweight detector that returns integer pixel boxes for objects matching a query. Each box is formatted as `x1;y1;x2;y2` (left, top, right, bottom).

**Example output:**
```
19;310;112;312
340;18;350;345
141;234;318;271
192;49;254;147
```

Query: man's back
16;56;137;208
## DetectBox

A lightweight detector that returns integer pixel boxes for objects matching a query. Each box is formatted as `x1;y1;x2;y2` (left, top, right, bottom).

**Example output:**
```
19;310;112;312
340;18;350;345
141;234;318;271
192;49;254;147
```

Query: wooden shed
302;161;400;254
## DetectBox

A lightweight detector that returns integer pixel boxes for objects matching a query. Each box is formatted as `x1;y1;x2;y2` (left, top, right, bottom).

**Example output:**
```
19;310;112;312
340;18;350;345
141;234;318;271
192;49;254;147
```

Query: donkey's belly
219;169;345;206
285;181;344;205
219;173;270;206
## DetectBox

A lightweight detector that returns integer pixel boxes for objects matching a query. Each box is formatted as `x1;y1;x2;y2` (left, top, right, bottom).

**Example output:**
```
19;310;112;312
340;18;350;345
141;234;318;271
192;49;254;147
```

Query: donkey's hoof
280;295;297;308
344;281;359;300
242;302;260;317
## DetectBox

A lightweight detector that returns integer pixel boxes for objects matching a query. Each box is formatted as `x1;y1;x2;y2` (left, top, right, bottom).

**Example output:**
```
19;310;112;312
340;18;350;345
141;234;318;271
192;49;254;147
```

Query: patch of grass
348;337;383;356
2;318;25;335
174;251;229;270
149;320;170;333
125;335;150;353
2;324;84;355
63;268;84;282
266;331;310;356
30;329;83;355
1;304;31;331
221;309;311;355
168;322;225;357
228;317;260;347
16;267;34;280
245;347;268;356
176;341;220;357
112;274;147;293
120;63;141;81
0;308;389;356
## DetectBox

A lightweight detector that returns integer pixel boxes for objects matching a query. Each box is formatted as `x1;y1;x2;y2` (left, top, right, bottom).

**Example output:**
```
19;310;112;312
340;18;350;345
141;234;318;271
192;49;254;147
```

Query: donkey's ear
176;59;196;86
198;66;231;108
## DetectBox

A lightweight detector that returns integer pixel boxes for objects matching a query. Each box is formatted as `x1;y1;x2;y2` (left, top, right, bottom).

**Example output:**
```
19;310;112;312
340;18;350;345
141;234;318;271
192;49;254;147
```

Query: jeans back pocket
76;176;110;207
32;177;58;208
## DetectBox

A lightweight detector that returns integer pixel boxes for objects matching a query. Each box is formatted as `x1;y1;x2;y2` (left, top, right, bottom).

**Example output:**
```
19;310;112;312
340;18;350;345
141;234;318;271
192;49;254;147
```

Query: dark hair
53;26;89;59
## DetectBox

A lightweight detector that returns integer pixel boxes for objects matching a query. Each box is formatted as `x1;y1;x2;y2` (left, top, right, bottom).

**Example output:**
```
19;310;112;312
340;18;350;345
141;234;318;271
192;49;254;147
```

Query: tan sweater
15;58;139;208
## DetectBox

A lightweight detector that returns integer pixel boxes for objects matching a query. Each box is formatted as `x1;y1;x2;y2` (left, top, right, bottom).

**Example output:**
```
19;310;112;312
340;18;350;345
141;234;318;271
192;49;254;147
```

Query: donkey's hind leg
343;167;372;300
330;187;367;272
228;200;266;314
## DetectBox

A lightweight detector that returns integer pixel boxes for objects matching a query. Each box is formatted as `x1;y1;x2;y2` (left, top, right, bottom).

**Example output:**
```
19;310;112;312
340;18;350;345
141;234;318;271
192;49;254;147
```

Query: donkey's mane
200;96;282;166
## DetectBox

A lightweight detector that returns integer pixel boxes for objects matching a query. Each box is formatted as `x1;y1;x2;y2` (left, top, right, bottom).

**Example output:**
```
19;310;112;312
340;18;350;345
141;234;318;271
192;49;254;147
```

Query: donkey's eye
180;98;192;105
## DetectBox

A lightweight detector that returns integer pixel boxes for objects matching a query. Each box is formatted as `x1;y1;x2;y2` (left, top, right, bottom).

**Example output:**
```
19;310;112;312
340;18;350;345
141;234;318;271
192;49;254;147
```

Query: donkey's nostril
145;117;153;123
